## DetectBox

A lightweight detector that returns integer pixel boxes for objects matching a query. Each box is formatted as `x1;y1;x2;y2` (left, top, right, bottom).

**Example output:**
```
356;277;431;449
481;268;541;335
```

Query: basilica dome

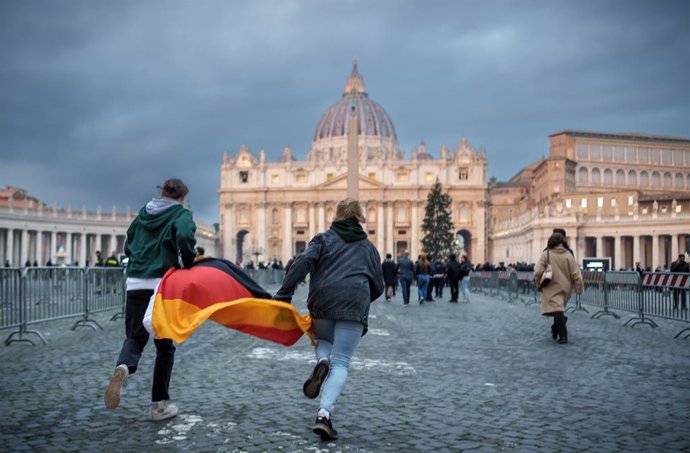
313;62;397;143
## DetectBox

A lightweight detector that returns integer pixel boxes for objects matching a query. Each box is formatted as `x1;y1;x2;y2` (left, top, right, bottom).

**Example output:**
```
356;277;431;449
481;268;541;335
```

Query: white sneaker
150;400;178;421
104;364;128;410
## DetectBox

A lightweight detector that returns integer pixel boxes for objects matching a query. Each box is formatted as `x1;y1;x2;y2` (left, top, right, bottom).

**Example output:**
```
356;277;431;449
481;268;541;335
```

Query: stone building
0;186;219;267
489;131;690;270
219;62;489;264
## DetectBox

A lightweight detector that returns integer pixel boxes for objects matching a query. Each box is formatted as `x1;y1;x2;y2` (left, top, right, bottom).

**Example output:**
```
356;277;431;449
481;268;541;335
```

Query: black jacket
274;229;384;333
446;260;463;282
382;259;397;285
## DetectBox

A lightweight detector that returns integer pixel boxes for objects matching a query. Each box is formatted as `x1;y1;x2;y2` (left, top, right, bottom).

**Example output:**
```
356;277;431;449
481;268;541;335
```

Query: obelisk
347;91;359;199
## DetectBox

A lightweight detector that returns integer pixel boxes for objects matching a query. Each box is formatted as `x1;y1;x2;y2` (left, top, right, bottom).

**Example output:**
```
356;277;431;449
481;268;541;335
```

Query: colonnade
0;227;123;267
579;233;690;271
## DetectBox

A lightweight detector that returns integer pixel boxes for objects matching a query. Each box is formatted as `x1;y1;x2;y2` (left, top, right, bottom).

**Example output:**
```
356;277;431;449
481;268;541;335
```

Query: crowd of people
99;180;687;443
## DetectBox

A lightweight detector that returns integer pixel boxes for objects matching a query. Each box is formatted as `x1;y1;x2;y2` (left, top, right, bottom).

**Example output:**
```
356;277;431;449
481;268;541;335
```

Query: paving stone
0;284;689;451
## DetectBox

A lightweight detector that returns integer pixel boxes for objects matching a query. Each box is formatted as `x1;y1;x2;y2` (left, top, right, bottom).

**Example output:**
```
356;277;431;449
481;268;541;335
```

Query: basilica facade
219;63;489;264
219;63;690;271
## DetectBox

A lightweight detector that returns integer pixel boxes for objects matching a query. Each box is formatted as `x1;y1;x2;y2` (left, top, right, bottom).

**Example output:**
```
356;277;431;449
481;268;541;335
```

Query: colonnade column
614;236;621;270
36;230;43;265
21;230;29;265
6;229;14;266
110;234;117;254
66;233;73;265
283;203;293;261
80;233;87;268
633;235;640;266
257;203;267;261
652;234;660;269
376;202;384;254
386;202;394;257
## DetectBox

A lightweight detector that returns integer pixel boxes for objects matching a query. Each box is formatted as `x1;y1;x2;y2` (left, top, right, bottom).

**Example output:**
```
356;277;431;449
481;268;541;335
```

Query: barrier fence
469;270;690;339
0;267;126;346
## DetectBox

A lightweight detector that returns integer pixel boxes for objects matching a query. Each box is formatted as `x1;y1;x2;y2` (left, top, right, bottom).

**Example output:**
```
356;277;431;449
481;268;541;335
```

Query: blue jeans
461;276;470;301
417;274;430;301
400;276;413;304
313;319;364;415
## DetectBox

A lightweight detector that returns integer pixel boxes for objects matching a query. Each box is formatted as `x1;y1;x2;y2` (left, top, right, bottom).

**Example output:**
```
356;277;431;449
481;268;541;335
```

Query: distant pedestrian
195;246;206;262
670;254;689;310
397;250;415;305
381;253;397;302
415;253;431;304
445;253;462;303
459;255;472;303
273;197;383;441
534;232;583;344
104;178;196;421
95;251;104;267
432;256;446;298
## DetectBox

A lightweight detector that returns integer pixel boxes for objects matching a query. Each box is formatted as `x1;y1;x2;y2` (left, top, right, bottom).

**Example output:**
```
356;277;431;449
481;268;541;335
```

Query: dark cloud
1;0;688;223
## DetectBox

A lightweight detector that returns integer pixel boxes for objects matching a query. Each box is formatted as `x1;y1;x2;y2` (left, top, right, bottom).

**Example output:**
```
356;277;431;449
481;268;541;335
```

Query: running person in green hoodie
104;178;196;421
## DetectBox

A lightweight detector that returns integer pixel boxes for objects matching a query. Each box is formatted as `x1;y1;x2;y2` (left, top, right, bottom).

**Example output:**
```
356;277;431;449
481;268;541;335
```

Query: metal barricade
1;268;46;345
24;267;85;326
605;272;646;325
83;267;126;328
578;271;614;319
638;272;690;337
516;272;537;306
469;271;483;292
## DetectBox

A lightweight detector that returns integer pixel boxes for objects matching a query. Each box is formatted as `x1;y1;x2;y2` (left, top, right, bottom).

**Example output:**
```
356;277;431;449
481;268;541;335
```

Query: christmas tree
421;179;455;259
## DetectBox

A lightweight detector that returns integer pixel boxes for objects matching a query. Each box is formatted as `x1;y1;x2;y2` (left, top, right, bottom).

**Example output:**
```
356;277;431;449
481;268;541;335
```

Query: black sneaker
303;360;329;399
313;415;338;441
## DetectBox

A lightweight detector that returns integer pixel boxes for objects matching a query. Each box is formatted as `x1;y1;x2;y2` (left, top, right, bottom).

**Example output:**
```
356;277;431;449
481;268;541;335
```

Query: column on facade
110;234;117;254
222;204;234;260
652;234;660;269
80;233;87;268
614;236;622;271
411;201;419;259
20;229;29;265
50;231;57;263
308;203;316;238
317;203;325;233
633;235;640;267
595;236;603;258
671;233;679;262
386;202;394;257
257;203;266;262
283;203;293;261
376;202;385;254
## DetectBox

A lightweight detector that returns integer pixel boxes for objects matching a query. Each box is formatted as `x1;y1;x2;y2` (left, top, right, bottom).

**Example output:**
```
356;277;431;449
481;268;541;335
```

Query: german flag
144;258;313;346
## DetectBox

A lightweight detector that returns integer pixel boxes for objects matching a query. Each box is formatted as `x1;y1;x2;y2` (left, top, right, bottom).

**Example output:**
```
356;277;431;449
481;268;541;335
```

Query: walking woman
415;253;431;304
273;198;384;440
534;232;583;344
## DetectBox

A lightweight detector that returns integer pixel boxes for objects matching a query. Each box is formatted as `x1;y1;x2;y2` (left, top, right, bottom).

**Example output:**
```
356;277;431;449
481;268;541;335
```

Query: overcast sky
1;0;688;224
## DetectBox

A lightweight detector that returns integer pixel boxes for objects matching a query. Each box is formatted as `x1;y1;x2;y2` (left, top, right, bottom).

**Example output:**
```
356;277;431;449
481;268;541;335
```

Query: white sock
317;408;330;419
117;364;129;376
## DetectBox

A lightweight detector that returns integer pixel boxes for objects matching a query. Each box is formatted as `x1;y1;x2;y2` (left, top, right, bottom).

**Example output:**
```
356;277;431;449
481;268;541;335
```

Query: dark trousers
449;279;459;301
400;276;413;304
117;289;176;402
433;277;444;297
553;311;567;340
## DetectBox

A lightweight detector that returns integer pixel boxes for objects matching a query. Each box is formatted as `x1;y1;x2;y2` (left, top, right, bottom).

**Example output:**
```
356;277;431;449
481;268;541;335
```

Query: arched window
676;173;684;189
368;207;376;224
651;171;660;187
663;172;672;188
578;167;588;184
616;169;625;185
628;170;637;186
640;171;648;186
604;168;613;185
687;173;690;189
591;168;601;185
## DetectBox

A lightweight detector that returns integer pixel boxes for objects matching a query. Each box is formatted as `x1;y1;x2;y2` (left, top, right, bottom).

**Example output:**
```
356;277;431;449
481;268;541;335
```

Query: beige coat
534;245;584;315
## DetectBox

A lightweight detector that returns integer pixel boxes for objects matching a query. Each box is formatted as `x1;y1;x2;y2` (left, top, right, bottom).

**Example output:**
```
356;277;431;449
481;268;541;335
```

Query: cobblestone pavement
1;284;689;452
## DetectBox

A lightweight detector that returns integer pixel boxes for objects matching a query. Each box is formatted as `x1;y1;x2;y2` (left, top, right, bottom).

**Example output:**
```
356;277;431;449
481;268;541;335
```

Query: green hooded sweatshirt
124;200;197;278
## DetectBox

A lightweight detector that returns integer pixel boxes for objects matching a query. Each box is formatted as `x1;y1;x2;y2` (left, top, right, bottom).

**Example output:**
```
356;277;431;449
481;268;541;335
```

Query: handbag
539;251;553;289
